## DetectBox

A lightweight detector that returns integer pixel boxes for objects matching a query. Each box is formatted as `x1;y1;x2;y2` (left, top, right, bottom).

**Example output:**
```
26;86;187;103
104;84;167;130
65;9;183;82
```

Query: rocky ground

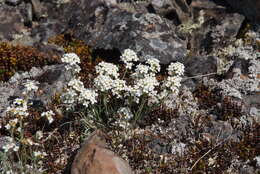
0;0;259;173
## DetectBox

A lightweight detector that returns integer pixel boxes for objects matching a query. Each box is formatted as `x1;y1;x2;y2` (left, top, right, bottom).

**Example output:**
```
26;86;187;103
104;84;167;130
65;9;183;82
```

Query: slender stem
134;97;146;122
182;72;217;80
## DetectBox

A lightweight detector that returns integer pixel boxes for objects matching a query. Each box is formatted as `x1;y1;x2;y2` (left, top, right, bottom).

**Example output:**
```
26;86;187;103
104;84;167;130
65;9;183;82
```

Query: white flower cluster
61;54;98;108
6;98;29;117
61;53;80;65
158;62;184;97
131;75;159;97
2;137;19;152
95;62;119;78
23;80;39;94
146;58;160;73
94;50;184;103
94;62;127;98
63;78;98;108
61;53;81;74
33;151;47;159
120;49;139;69
162;76;182;94
41;110;55;124
168;62;185;76
61;49;184;110
114;107;134;129
79;88;98;107
94;75;114;92
117;107;134;121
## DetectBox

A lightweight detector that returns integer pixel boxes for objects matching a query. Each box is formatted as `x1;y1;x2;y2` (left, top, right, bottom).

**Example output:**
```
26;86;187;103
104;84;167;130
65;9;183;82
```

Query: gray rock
0;64;73;117
5;0;21;6
183;55;217;76
189;0;245;55
0;4;27;41
31;0;43;20
203;120;241;143
151;0;190;24
68;2;187;64
225;0;260;24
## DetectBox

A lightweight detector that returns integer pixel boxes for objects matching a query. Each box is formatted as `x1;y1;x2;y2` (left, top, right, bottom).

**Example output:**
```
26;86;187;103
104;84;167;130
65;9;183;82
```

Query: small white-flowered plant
133;64;150;78
111;79;127;98
94;75;115;92
78;88;98;107
23;80;39;93
61;53;81;74
36;131;43;140
168;62;185;76
33;151;47;159
6;98;29;117
61;53;81;65
2;137;19;152
61;50;184;121
117;107;133;121
95;62;119;78
41;110;55;124
146;58;160;73
163;76;182;94
68;78;85;92
120;49;139;69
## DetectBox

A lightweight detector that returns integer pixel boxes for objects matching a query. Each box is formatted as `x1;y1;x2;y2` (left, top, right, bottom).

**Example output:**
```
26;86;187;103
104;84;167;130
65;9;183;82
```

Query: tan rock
71;130;133;174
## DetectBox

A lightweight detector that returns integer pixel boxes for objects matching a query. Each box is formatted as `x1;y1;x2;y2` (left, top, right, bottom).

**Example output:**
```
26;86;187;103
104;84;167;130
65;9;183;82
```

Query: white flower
133;64;150;78
17;127;22;133
95;62;119;78
33;151;47;158
62;90;78;104
146;58;160;73
23;80;39;93
6;99;29;117
168;62;185;76
65;64;81;74
79;88;98;107
36;131;43;140
41;110;55;124
61;53;80;65
128;75;159;101
68;78;84;92
120;49;138;69
111;79;127;98
13;98;25;105
117;107;133;120
5;124;11;130
94;75;114;92
2;138;19;152
163;76;182;94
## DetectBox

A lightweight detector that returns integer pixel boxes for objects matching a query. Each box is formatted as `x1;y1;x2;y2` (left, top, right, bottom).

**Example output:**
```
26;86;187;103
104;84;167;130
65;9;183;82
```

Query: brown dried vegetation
0;42;60;81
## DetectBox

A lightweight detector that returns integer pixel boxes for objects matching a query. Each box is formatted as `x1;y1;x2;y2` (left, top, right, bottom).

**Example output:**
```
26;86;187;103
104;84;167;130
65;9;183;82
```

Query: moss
0;42;60;81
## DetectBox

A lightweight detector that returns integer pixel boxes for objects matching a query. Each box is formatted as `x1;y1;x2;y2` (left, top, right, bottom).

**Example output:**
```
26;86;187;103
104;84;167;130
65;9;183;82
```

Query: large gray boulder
68;1;187;64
